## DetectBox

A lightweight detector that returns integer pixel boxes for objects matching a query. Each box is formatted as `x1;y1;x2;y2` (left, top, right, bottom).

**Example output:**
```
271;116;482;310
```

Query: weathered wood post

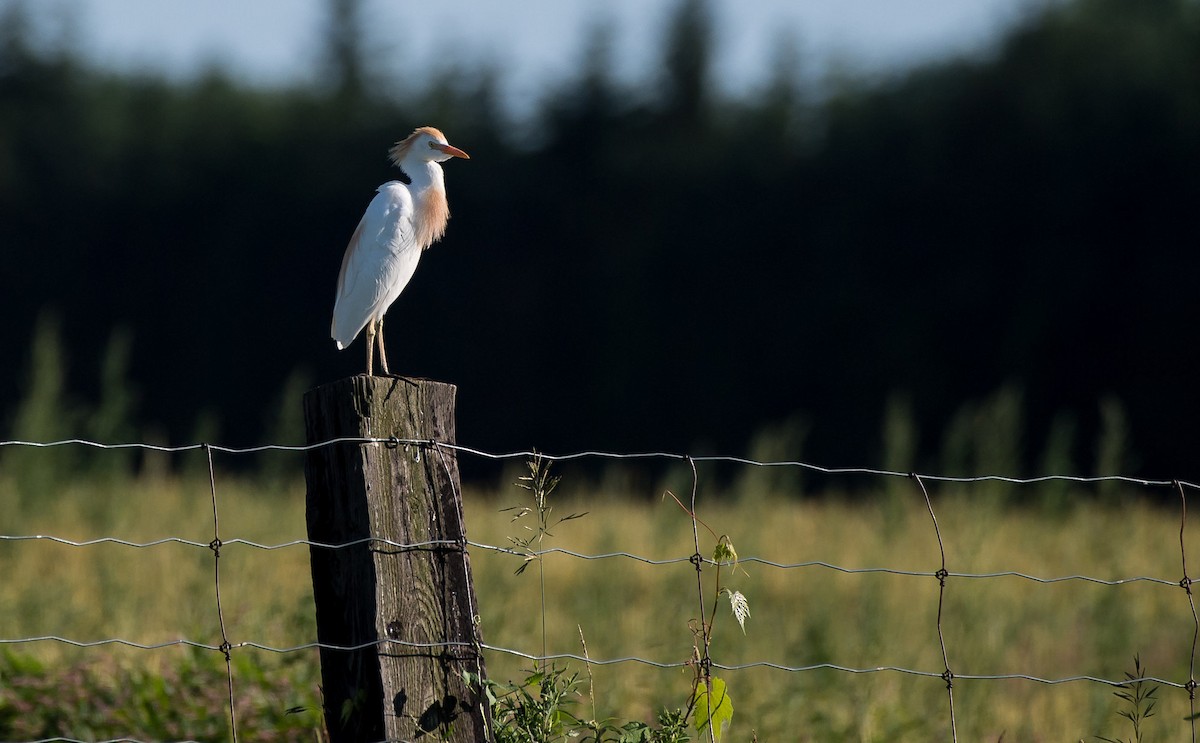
303;376;491;742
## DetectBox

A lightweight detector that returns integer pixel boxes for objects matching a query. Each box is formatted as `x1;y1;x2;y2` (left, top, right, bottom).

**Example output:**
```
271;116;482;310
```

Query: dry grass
1;463;1197;741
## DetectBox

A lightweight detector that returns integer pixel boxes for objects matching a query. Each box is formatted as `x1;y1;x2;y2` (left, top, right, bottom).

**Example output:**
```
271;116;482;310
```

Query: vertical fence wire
1178;480;1199;742
684;455;719;743
914;472;957;743
204;443;239;743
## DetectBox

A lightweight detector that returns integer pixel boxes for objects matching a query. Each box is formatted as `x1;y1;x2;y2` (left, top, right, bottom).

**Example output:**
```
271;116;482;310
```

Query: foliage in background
1;0;1198;478
0;310;1141;499
0;648;322;741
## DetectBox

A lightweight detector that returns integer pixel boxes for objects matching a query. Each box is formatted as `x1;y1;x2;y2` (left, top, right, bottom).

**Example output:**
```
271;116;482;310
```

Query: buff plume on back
330;127;470;376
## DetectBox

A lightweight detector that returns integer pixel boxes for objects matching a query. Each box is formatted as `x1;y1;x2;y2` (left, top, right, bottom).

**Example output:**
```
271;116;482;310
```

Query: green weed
1094;655;1160;743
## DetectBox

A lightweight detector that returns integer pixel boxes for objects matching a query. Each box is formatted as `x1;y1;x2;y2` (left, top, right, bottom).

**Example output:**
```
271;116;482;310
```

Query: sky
30;0;1042;112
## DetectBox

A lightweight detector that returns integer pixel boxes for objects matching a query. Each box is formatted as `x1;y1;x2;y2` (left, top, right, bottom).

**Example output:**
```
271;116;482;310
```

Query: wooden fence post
302;376;491;742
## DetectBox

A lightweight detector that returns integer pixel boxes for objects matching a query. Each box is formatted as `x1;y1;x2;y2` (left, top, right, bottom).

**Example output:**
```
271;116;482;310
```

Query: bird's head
388;126;470;167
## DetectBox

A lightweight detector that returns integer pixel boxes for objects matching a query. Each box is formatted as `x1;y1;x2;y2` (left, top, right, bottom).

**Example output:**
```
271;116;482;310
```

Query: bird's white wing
331;181;425;348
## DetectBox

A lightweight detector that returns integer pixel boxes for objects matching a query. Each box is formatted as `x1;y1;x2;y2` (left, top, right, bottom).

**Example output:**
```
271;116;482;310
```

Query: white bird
331;126;470;376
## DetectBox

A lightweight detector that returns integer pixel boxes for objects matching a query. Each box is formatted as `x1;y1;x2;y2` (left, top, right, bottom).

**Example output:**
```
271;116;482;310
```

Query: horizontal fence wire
2;633;1190;687
3;436;1196;489
2;436;1199;742
0;533;1187;586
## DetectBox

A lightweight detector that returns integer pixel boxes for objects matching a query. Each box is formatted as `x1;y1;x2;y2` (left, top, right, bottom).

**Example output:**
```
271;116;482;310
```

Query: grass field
1;454;1197;741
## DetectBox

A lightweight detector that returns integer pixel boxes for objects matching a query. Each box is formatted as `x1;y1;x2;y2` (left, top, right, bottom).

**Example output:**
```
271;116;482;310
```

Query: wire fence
1;436;1199;742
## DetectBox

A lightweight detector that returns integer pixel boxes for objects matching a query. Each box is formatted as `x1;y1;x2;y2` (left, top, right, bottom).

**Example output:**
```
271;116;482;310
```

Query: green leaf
618;721;654;742
693;676;733;741
713;537;737;566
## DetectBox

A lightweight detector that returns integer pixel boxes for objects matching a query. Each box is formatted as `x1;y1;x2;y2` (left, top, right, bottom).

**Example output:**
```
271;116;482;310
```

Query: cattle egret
330;126;470;376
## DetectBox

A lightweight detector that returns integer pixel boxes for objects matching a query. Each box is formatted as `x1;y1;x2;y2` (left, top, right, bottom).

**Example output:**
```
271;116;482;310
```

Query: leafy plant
484;459;713;742
471;664;583;743
467;665;691;743
616;708;692;743
664;489;752;742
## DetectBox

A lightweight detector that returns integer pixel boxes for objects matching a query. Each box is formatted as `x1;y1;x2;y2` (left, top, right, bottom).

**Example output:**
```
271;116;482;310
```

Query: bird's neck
397;159;445;196
400;160;450;248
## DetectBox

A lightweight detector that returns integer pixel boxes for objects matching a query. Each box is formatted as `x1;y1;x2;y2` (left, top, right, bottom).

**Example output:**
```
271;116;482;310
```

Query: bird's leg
377;316;391;375
364;321;376;377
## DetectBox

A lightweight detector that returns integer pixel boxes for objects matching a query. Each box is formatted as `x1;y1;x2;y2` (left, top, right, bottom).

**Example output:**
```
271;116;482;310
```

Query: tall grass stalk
503;454;586;669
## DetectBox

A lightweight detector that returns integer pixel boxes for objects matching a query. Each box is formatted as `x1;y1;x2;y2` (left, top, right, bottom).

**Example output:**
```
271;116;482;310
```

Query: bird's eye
428;141;438;149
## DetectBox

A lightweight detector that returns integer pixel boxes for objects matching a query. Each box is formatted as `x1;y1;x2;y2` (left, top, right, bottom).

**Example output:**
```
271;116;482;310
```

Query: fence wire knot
935;567;949;586
689;552;704;569
942;668;954;689
1187;678;1198;699
386;435;399;449
1181;575;1193;593
208;537;222;555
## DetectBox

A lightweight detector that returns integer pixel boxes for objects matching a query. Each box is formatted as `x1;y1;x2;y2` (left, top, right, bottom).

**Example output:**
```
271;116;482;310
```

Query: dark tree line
1;0;1198;480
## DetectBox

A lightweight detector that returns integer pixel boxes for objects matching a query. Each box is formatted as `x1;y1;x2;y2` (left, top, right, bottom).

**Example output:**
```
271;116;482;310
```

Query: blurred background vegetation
1;0;1198;482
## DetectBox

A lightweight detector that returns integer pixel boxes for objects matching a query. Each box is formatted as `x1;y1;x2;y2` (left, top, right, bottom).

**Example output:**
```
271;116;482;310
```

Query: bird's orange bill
435;143;470;159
